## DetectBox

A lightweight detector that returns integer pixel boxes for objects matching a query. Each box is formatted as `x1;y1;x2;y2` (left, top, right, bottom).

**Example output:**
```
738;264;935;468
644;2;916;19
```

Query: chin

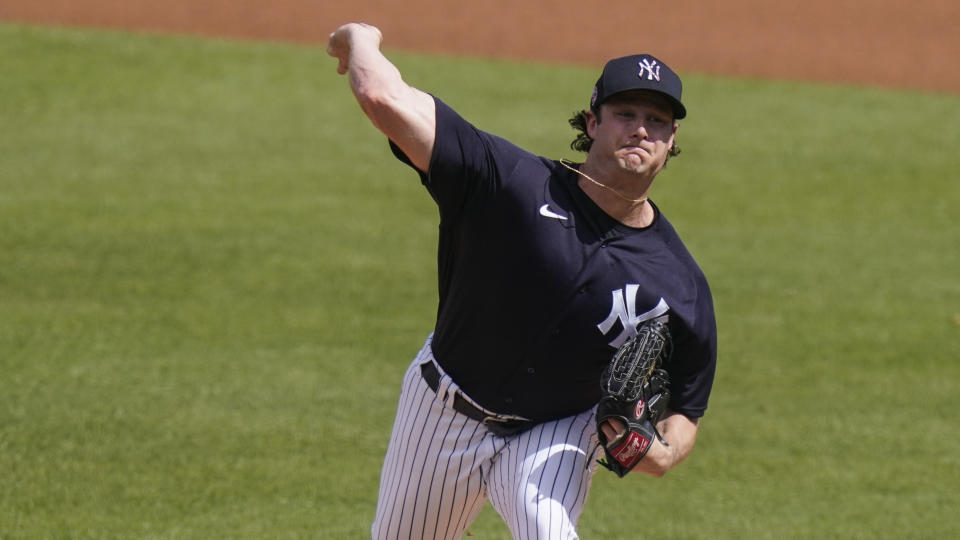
619;156;653;174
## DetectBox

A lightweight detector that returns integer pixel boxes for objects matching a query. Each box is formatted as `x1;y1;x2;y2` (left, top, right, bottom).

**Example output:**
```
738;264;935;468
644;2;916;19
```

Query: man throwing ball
328;22;717;539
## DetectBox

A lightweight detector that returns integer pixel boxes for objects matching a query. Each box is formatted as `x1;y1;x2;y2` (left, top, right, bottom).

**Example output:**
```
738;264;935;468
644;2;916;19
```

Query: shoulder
433;97;548;159
432;96;553;181
651;208;707;279
648;207;715;326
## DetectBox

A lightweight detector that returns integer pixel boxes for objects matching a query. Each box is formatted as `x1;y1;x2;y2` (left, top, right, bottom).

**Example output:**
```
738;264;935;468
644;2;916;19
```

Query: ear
586;109;600;139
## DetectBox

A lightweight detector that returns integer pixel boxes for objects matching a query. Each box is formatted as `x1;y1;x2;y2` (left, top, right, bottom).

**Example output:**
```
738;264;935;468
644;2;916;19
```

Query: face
586;91;678;177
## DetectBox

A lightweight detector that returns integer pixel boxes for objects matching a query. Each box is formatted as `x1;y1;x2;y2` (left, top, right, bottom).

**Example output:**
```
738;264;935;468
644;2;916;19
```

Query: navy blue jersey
390;97;717;422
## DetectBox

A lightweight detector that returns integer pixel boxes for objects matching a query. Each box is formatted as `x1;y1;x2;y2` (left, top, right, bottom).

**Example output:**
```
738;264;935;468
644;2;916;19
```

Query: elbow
353;85;402;130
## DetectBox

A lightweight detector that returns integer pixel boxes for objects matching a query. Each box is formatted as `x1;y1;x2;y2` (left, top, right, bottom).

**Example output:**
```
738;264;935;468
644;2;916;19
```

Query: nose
631;121;649;140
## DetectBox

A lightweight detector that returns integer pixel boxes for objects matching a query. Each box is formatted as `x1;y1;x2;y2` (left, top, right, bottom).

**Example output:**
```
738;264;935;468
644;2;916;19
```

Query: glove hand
596;319;673;477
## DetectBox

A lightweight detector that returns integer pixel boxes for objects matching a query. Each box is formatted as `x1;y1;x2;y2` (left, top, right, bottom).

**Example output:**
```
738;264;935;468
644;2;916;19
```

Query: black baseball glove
596;319;673;477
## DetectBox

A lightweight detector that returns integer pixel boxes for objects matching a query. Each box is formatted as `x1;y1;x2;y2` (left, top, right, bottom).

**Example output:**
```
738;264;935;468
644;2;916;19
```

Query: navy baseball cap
590;54;687;119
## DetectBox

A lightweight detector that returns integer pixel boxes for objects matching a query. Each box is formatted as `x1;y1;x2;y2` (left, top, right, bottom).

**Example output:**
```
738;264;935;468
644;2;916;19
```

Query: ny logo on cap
638;58;661;82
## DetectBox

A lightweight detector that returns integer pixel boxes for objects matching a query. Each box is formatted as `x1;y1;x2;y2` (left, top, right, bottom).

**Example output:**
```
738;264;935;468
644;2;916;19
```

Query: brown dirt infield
2;0;958;95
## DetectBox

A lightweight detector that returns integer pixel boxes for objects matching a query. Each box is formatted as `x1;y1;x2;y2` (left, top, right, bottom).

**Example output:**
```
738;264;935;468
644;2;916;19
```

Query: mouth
623;138;655;149
620;145;652;158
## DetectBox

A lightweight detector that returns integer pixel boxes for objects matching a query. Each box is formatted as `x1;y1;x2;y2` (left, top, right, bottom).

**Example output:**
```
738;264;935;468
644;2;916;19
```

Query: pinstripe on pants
372;336;601;540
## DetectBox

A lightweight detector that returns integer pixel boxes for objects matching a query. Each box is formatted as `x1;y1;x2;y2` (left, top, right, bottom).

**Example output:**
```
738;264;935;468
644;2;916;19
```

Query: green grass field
1;22;958;539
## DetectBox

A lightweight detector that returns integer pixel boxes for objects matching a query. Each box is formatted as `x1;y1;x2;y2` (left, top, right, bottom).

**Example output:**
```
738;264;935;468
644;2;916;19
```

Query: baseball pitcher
328;22;717;539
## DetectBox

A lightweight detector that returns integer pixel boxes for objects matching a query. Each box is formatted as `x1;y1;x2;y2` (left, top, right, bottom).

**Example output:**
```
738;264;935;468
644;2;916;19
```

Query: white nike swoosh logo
539;204;568;221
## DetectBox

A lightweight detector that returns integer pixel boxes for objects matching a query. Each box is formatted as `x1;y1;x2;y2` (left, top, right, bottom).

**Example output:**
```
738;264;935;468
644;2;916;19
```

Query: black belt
420;361;535;437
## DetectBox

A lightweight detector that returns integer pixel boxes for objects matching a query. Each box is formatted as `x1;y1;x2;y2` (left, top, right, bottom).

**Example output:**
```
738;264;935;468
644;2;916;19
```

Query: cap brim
600;88;687;120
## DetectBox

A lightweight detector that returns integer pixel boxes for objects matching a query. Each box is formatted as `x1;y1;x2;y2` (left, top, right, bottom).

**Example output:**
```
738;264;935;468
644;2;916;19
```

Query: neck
564;159;655;228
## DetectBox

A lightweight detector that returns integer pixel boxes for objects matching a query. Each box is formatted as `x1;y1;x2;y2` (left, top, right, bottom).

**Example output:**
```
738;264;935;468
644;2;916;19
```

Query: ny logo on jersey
597;285;669;348
638;58;661;81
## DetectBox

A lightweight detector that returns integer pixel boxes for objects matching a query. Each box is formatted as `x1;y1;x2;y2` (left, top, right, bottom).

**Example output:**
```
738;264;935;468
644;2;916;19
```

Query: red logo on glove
633;399;646;419
611;432;650;469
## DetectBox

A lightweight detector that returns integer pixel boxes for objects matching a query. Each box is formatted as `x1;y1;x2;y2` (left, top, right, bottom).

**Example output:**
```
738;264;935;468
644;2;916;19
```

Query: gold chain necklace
559;159;648;205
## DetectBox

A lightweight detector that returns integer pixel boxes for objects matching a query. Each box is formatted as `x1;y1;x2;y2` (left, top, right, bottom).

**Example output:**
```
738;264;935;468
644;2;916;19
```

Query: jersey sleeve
389;96;528;223
669;277;718;419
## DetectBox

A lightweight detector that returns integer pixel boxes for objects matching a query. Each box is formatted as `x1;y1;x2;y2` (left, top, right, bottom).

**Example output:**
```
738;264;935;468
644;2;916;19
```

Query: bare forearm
334;26;406;122
327;23;435;170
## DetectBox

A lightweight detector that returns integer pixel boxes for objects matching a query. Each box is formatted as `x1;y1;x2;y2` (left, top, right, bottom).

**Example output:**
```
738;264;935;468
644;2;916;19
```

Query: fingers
326;36;347;75
327;22;382;75
599;418;627;442
366;23;383;45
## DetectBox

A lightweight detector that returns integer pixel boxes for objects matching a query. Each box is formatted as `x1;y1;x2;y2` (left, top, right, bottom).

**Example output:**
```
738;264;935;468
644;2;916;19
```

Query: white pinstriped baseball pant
372;335;601;540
